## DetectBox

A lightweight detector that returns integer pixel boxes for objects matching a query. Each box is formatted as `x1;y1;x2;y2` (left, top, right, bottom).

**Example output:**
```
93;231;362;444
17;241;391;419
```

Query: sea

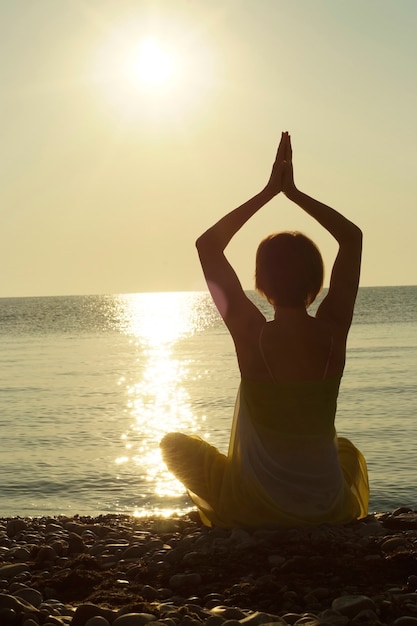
0;286;416;519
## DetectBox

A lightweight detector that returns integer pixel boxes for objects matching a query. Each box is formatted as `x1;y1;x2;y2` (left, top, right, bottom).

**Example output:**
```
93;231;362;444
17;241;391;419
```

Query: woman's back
236;310;345;384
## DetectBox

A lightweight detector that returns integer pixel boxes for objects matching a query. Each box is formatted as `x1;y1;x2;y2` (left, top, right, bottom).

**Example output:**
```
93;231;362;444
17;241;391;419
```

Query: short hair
255;231;324;308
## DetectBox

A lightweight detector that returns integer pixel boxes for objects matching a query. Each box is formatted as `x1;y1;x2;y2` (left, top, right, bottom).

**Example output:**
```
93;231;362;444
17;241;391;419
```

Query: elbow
344;224;363;258
195;229;220;255
350;224;363;243
353;224;363;246
195;233;213;262
196;221;229;258
195;234;204;251
344;222;363;247
195;234;207;255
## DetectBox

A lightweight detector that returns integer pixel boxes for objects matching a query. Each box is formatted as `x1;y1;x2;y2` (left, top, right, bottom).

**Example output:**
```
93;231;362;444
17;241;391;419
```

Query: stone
317;609;349;625
140;585;160;601
293;618;320;626
356;521;386;537
181;617;203;626
71;604;117;626
41;617;67;626
351;609;382;624
113;613;157;626
281;613;303;625
68;532;86;554
383;513;417;530
331;596;377;618
381;536;408;552
6;519;28;538
268;554;286;567
240;611;286;625
23;619;40;626
210;606;247;620
205;616;225;626
121;544;148;559
7;546;31;561
151;519;180;534
0;607;18;624
35;545;57;564
12;587;43;608
0;592;36;612
168;573;201;589
0;564;30;581
85;617;112;626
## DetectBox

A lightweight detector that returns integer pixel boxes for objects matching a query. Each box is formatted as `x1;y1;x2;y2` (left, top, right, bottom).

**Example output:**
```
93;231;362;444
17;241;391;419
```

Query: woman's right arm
282;135;362;332
195;133;288;333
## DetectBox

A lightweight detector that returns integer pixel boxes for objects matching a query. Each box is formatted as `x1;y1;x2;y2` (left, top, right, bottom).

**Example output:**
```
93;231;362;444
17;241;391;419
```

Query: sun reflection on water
117;291;209;346
113;292;212;511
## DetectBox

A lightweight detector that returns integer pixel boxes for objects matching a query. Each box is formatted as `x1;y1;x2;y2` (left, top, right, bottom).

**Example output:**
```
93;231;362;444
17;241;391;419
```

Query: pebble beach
2;510;417;626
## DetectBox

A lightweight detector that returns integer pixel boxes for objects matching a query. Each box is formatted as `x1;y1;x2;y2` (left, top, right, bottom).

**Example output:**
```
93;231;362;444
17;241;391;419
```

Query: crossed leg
160;432;227;505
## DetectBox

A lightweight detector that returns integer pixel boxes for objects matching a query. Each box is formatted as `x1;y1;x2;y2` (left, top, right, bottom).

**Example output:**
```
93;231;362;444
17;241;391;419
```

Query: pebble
2;512;417;625
6;518;28;538
0;563;30;579
12;585;43;607
210;606;247;620
331;594;377;617
240;611;288;625
169;572;202;589
23;619;40;626
113;613;157;626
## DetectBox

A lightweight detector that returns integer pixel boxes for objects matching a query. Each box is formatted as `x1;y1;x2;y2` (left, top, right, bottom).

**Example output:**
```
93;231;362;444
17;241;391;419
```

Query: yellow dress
161;376;369;528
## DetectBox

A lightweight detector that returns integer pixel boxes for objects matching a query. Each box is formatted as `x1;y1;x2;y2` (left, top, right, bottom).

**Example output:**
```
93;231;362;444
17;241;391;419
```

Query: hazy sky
1;0;416;297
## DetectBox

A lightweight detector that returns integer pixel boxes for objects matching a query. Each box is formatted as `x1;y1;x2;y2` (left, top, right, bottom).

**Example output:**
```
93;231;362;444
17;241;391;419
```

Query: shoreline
2;509;417;626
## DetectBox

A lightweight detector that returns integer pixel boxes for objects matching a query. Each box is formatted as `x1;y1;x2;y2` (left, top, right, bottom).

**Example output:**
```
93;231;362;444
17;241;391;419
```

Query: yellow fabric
161;378;369;529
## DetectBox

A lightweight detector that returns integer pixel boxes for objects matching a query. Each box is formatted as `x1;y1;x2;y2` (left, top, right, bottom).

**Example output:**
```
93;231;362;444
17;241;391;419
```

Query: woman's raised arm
282;134;362;332
195;132;287;330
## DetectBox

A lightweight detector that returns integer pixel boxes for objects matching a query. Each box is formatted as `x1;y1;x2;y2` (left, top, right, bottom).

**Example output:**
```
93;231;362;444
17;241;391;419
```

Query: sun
92;18;217;125
132;37;177;89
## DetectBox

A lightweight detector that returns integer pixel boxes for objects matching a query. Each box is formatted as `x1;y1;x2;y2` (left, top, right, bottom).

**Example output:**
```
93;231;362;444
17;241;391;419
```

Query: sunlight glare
133;37;176;88
132;506;194;519
92;16;217;126
116;292;208;347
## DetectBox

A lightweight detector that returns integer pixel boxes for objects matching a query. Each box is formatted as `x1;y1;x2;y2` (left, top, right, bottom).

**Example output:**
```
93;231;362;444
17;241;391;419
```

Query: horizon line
1;283;416;300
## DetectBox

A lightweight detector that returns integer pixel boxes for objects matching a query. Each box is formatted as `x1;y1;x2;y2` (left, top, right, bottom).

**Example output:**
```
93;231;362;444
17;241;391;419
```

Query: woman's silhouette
161;132;369;528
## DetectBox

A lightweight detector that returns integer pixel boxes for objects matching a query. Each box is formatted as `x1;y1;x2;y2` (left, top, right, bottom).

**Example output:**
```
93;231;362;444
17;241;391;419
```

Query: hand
281;133;296;197
265;131;288;196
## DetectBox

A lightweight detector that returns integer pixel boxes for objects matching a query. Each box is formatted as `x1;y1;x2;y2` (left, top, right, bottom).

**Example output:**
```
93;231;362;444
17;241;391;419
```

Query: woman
161;132;369;528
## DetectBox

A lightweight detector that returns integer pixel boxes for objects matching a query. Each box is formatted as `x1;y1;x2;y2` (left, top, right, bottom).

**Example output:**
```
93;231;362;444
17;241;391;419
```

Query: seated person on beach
161;131;369;528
